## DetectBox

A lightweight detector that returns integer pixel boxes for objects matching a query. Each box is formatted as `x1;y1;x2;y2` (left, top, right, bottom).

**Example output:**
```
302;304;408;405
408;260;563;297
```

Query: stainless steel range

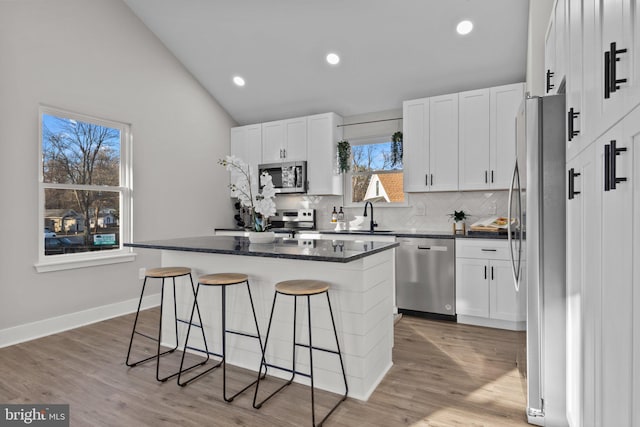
269;209;316;235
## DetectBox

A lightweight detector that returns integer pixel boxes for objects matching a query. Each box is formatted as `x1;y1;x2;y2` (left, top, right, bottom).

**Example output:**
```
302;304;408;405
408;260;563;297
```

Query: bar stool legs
253;281;348;427
178;274;265;403
125;269;208;382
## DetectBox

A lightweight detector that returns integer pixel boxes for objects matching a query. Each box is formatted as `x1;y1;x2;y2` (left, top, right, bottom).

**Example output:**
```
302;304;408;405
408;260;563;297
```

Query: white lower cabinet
455;239;525;330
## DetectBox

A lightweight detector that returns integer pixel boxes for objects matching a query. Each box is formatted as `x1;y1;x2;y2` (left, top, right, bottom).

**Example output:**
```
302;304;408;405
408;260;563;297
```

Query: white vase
248;231;276;244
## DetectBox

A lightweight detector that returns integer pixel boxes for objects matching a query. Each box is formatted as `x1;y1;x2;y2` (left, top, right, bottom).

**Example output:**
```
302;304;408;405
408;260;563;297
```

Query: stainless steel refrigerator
508;94;567;426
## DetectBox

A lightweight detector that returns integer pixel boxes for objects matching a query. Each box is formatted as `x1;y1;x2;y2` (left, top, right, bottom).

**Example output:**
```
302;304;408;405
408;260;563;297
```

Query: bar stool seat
253;279;348;426
275;280;329;295
126;266;207;383
177;272;264;403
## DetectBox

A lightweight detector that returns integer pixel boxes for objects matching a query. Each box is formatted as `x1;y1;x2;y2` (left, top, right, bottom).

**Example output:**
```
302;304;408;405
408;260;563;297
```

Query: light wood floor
0;310;528;426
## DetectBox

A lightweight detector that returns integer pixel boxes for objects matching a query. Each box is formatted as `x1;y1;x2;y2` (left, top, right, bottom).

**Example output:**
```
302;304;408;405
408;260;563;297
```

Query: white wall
526;0;555;96
0;0;235;341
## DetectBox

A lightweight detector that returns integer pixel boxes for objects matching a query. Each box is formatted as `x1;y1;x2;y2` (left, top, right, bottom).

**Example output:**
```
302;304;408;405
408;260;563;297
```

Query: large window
38;106;132;269
348;136;404;204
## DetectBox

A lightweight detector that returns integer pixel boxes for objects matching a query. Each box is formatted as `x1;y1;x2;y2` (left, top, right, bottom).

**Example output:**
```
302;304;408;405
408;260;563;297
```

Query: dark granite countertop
125;236;398;263
315;229;510;240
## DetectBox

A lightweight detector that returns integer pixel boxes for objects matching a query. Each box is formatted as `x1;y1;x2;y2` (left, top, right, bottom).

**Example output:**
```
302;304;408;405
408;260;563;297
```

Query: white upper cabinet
545;0;567;94
403;98;430;192
490;83;524;189
230;124;262;196
459;88;491;190
429;93;459;191
306;112;343;195
262;117;307;163
458;83;523;190
566;0;585;161
402;93;458;193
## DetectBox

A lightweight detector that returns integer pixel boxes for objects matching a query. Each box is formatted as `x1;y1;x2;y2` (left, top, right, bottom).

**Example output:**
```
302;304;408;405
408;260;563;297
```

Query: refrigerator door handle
507;160;521;291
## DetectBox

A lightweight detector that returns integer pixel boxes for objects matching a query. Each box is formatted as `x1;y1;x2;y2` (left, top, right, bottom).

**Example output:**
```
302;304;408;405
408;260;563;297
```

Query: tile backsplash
274;191;510;231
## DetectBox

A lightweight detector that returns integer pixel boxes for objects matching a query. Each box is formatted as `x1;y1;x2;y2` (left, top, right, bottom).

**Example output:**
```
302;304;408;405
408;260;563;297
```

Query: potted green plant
448;210;470;234
337;140;351;173
390;131;403;167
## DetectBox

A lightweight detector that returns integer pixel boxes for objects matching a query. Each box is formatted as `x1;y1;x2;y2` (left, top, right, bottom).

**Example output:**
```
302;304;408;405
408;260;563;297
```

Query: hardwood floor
0;310;528;426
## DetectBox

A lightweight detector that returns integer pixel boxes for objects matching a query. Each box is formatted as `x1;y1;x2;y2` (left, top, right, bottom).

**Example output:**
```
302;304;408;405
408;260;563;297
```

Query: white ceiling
123;0;530;126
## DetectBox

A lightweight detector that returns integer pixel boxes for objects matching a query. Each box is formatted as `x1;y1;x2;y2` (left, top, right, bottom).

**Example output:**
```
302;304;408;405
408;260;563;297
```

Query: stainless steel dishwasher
396;237;455;318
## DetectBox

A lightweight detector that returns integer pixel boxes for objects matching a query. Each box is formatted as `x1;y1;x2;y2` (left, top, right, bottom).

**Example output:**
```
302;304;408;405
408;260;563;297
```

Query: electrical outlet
138;267;146;280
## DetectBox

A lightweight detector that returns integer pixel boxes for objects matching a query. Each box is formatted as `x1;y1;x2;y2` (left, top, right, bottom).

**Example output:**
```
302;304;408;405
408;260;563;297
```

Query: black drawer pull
610;42;628;94
481;248;497;252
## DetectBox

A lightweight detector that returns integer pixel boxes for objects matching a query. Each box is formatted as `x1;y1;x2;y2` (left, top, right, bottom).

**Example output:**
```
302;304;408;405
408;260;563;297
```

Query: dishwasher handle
417;246;448;251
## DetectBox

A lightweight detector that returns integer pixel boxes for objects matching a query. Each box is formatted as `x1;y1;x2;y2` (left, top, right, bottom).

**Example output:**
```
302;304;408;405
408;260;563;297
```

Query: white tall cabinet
560;0;640;424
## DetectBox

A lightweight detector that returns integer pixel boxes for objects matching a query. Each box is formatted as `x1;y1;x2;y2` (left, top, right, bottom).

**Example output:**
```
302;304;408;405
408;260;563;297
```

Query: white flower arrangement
219;155;276;232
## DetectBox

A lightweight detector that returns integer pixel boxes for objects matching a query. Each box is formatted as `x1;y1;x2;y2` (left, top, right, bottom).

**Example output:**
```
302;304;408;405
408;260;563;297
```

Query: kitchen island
125;236;398;401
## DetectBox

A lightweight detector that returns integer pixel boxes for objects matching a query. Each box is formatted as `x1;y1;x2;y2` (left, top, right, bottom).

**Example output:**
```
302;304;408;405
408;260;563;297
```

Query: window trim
36;106;135;272
344;136;408;208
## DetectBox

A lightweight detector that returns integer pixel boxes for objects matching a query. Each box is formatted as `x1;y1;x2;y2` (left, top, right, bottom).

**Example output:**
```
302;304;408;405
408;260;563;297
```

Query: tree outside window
40;108;130;257
349;138;404;204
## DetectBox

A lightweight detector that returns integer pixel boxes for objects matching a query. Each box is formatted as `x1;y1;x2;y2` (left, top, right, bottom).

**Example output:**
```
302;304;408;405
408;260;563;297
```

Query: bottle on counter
331;206;338;223
338;207;344;222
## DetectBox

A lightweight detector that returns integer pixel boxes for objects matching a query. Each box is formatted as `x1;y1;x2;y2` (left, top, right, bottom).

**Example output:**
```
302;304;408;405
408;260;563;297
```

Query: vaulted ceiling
124;0;529;125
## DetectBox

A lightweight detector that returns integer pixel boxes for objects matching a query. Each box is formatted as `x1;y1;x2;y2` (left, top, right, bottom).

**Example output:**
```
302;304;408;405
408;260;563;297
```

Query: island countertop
125;235;398;263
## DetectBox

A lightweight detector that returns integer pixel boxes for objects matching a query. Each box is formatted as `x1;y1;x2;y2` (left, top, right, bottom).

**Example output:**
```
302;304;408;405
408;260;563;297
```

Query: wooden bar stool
177;273;265;403
253;279;348;426
125;267;208;382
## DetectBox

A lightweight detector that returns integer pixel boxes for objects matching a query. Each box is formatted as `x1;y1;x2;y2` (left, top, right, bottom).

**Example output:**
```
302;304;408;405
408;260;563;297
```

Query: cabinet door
458;88;490;190
589;0;629;138
596;122;632;427
554;0;567;87
490;83;524;189
455;258;489;317
283;117;307;161
566;0;585;161
545;13;557;94
403;98;430;192
307;113;343;195
489;259;524;321
230;124;262;197
629;107;640;427
262;120;285;163
429;94;458;191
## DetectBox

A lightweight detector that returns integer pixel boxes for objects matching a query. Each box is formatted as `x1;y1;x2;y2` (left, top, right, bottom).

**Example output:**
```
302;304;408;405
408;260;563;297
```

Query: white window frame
345;135;408;207
35;106;135;272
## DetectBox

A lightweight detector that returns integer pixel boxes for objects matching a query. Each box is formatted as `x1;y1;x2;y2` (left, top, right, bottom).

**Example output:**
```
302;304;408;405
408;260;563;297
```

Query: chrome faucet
363;201;378;232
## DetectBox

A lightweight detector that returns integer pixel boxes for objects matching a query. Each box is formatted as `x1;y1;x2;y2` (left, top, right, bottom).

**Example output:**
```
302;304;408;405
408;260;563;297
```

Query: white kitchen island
125;236;398;401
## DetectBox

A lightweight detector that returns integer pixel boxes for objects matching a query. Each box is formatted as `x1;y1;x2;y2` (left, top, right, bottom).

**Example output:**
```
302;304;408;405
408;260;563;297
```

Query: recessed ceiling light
233;76;245;87
456;20;473;35
326;53;340;65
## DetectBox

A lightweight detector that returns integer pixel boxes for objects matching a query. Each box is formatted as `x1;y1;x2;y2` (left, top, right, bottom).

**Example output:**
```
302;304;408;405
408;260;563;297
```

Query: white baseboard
0;294;161;348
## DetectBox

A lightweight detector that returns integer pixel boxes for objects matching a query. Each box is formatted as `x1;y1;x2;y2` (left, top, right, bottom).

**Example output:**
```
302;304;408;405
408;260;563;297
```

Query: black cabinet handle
610;42;628;94
568;168;581;200
546;69;555;93
485;170;488;183
481;248;497;252
604;143;611;191
430;174;434;186
484;265;487;280
609;140;628;190
425;174;428;186
605;51;611;99
491;170;494;183
568;108;580;141
491;266;494;281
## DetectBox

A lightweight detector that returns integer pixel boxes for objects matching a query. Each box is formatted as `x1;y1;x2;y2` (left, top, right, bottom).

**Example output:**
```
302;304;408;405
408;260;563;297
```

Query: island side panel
159;249;394;401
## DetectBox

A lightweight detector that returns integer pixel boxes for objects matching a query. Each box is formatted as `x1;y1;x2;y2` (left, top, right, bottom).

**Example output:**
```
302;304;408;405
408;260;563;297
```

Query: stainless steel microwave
258;161;307;193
